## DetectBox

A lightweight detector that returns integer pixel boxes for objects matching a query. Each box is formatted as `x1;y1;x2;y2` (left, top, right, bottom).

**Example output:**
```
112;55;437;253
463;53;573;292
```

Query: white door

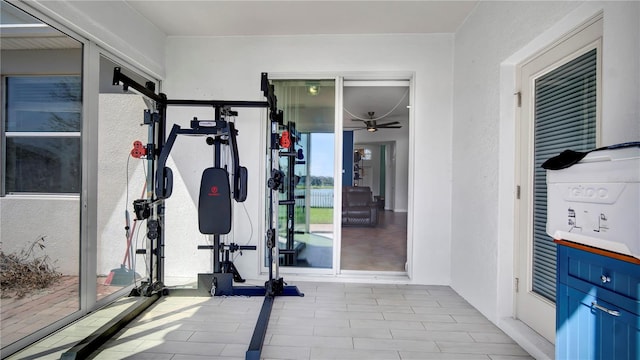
515;16;602;343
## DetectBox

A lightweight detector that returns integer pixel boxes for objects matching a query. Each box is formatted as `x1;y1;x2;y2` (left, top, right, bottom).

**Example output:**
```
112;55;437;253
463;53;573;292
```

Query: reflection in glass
5;137;81;193
271;80;335;269
96;56;151;301
0;1;82;352
4;75;82;194
6;76;82;132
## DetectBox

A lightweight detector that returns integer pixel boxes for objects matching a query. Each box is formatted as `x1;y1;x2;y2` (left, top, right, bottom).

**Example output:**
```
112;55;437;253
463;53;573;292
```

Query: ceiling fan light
307;85;320;96
367;127;377;132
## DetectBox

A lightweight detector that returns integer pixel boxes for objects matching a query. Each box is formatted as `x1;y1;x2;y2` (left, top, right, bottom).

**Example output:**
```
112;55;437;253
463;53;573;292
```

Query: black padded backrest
199;167;231;235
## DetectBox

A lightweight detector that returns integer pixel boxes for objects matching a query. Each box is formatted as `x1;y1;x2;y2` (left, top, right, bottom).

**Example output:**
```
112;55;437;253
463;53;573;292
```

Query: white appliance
546;146;640;259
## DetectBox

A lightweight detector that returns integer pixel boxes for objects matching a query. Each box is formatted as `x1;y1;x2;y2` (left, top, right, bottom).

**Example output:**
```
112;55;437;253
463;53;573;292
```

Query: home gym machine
61;69;302;360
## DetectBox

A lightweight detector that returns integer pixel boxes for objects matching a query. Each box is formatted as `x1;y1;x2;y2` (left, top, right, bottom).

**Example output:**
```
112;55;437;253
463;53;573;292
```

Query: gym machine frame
61;69;302;360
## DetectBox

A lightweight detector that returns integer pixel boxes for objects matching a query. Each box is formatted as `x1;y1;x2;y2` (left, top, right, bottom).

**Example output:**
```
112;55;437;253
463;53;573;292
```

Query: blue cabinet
556;243;640;360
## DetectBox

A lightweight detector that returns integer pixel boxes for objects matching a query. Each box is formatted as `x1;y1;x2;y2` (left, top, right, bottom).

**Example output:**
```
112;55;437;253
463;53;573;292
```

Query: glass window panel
6;76;82;132
5;137;81;193
96;55;153;301
0;1;82;354
7;109;81;132
271;79;335;269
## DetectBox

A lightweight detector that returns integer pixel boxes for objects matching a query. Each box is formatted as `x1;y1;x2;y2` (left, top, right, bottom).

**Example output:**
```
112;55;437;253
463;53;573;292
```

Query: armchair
342;186;378;226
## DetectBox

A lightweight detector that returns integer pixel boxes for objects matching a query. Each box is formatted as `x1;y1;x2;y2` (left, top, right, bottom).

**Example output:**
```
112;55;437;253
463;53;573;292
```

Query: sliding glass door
95;55;156;302
1;1;82;352
269;79;336;270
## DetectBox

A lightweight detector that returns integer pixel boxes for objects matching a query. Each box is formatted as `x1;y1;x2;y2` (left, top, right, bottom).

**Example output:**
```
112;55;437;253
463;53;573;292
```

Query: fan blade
376;121;400;127
378;125;402;129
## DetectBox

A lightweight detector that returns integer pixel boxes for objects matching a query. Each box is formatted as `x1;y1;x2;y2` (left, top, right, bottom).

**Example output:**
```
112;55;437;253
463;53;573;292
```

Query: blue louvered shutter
532;48;597;302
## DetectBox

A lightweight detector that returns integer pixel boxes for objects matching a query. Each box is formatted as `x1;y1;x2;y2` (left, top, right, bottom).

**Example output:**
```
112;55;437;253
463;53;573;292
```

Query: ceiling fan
352;111;402;132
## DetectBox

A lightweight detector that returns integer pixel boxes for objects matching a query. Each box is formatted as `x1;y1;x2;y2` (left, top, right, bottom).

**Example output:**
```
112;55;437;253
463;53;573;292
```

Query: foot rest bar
246;296;274;360
245;285;303;360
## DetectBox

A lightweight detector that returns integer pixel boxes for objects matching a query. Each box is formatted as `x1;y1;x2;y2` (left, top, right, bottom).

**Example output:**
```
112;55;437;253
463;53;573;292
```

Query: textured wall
452;1;640;326
164;33;455;284
96;94;152;276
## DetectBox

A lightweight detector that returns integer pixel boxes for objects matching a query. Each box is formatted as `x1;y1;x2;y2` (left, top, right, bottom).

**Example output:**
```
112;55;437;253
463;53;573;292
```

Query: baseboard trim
498;317;555;360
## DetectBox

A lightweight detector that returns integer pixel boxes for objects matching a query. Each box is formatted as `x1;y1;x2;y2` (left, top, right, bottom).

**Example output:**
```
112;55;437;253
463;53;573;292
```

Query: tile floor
2;211;408;355
1;276;128;349
8;282;533;360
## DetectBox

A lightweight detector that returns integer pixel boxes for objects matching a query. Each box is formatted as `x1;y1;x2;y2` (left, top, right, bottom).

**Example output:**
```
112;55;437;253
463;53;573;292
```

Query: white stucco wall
163;34;454;284
452;0;640;330
96;93;151;276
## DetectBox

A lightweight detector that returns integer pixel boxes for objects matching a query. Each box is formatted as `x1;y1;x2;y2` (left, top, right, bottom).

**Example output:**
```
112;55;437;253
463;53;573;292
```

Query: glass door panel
95;55;154;302
271;79;335;269
0;1;82;351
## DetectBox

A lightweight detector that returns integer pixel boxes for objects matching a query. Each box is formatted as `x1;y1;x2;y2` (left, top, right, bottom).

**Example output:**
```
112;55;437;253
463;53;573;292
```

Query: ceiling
123;1;466;133
2;1;477;133
124;1;477;37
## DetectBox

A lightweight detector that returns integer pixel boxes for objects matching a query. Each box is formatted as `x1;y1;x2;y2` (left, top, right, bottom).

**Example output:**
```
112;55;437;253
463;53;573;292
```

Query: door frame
494;8;606;358
264;73;414;278
514;14;602;343
339;77;413;276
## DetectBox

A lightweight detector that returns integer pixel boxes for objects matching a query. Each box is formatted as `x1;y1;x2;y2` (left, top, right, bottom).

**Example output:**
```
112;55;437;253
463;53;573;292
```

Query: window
532;48;598;302
362;147;372;161
3;76;82;194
